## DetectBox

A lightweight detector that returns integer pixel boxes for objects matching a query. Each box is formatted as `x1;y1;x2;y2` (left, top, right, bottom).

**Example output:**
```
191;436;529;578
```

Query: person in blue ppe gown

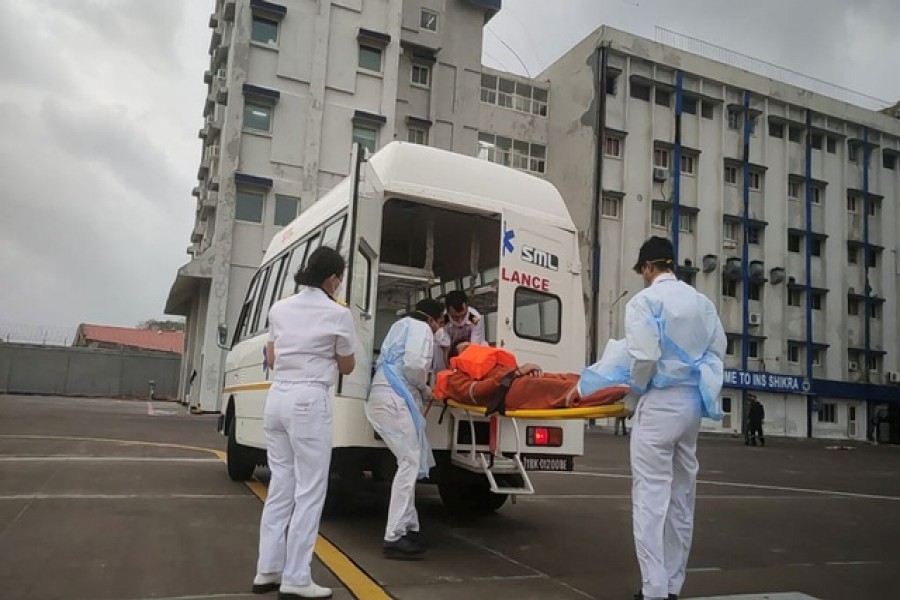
366;298;444;559
253;246;357;600
626;237;726;600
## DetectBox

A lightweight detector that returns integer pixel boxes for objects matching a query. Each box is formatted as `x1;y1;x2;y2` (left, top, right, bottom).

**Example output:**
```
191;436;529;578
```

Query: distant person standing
745;393;765;447
253;247;357;599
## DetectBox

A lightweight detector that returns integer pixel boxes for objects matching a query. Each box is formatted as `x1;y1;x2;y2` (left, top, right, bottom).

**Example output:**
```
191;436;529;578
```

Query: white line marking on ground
0;493;254;500
524;494;830;501
551;471;900;502
825;560;882;566
686;567;722;573
146;401;155;416
0;457;220;463
687;594;821;600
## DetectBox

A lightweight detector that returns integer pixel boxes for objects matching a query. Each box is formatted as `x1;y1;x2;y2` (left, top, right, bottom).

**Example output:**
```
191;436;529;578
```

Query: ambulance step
478;453;534;496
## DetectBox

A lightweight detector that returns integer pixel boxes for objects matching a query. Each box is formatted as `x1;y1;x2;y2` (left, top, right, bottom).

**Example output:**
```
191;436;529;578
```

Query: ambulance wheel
437;467;507;513
227;417;256;481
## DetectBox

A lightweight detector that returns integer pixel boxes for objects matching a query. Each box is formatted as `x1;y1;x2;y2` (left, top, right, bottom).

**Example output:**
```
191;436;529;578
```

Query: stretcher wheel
227;417;257;481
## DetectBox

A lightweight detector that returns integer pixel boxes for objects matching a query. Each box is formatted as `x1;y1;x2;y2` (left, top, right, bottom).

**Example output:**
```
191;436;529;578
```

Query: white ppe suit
366;317;436;542
625;273;726;600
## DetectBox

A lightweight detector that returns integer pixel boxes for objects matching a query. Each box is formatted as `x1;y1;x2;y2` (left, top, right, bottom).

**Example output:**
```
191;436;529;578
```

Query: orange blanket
434;364;627;414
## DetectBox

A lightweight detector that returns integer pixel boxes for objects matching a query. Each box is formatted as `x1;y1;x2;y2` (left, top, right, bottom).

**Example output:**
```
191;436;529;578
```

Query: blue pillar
863;128;872;381
804;111;814;437
741;91;751;374
672;71;683;263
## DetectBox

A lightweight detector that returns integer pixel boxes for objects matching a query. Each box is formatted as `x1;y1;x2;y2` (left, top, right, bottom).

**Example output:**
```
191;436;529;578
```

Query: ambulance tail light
526;426;563;447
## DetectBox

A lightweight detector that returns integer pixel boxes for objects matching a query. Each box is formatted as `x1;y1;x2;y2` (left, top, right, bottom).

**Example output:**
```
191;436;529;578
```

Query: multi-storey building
167;4;900;442
541;26;900;440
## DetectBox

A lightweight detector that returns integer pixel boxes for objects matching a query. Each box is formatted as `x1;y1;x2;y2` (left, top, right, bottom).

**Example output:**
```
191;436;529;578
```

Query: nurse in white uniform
253;246;357;599
366;298;444;559
625;237;726;600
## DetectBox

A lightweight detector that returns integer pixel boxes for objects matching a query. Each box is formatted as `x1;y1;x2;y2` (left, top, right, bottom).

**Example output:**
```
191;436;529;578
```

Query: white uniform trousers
630;386;702;600
365;385;420;542
257;381;332;587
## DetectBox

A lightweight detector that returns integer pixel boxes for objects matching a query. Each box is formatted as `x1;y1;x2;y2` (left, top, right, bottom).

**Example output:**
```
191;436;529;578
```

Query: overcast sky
1;0;898;336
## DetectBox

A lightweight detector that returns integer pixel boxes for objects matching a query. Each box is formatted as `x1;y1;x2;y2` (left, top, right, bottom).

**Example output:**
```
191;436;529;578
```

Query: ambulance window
322;216;346;253
283;240;309;297
351;245;373;312
235;271;263;344
514;288;561;343
261;255;287;329
248;266;272;335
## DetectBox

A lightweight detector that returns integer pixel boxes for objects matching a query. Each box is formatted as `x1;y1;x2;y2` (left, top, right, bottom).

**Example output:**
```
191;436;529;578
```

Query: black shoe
404;530;426;548
383;536;425;560
632;591;677;600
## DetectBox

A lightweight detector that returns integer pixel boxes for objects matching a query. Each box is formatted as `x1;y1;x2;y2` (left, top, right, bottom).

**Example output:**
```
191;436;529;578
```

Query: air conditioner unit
889;371;900;384
205;114;214;127
216;68;227;86
208;144;219;160
748;312;762;326
653;167;669;182
723;240;737;249
848;287;856;295
848;361;859;372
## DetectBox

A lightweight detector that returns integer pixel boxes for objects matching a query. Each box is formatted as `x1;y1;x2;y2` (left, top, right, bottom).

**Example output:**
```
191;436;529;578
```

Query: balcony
208;13;219;28
199;191;218;218
223;0;235;22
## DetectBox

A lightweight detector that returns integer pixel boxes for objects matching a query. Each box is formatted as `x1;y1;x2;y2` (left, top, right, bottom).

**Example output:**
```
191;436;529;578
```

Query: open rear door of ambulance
339;145;383;399
496;209;579;374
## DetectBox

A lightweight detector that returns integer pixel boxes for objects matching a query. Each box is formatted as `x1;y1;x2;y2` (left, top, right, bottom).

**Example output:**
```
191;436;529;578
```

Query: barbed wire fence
0;322;79;347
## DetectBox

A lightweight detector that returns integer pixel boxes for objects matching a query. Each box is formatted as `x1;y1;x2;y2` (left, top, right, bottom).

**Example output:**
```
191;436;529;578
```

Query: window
351;247;372;311
723;279;738;298
284;240;309;296
848;247;858;264
497;77;514;108
867;355;878;371
788;290;802;307
827;137;837;153
747;227;760;245
654;148;669;168
407;127;427;145
681;155;695;175
235;273;263;343
236;190;264;223
726;338;735;356
885;154;897;170
248;266;272;333
812;349;825;368
679;214;695;233
749;282;762;301
811;134;823;150
480;74;547;116
651;207;668;228
532;87;548;116
480;74;497;104
748;118;758;136
251;16;278;45
682;96;697;115
724;166;737;185
811;293;823;310
631;82;651;101
811;187;822;204
749;171;761;190
847;195;858;212
848;143;858;162
243;101;272;132
514;82;533;113
811;238;822;257
789;127;802;143
353;124;377;154
727;110;740;130
411;64;430;86
788;234;801;253
358;44;382;72
868;201;878;217
701;101;714;119
848;298;859;316
605;136;622;158
514;288;561;343
788;344;801;363
420;8;438;31
259;256;287;329
321;217;346;252
788;181;800;199
723;221;739;243
605;72;618;96
872;304;882;319
274;195;299;227
769;122;784;138
655;89;671;107
867;249;878;268
747;341;760;359
818;403;836;423
601;196;621;219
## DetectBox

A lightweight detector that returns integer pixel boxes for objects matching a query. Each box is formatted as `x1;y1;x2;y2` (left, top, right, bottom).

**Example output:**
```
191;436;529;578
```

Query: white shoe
278;582;333;599
252;572;281;594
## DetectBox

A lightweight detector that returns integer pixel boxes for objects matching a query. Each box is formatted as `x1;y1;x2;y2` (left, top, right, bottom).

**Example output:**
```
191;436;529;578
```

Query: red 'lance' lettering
501;267;549;292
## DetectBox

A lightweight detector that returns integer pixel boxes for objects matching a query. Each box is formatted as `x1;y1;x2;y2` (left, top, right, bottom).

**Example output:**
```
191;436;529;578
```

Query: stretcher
436;394;629;497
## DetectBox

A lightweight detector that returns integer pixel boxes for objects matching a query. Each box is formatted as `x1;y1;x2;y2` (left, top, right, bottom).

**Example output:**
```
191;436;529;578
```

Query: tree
137;319;185;332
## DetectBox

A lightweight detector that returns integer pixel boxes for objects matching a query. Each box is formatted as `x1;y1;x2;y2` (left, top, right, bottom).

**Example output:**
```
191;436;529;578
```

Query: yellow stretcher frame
443;399;629;420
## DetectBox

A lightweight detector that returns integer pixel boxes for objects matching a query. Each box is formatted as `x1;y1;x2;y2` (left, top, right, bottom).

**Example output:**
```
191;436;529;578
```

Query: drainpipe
862;127;872;388
671;71;683;263
740;91;752;436
589;43;609;364
804;110;814;438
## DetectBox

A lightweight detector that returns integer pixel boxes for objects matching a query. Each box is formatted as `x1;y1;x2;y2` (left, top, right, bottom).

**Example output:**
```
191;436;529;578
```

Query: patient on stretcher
433;345;628;415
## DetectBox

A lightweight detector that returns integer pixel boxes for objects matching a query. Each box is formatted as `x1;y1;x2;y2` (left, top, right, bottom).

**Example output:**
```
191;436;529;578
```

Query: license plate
522;455;574;472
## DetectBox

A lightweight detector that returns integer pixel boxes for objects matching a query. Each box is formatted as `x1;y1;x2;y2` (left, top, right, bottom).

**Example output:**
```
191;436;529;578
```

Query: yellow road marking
0;434;391;600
